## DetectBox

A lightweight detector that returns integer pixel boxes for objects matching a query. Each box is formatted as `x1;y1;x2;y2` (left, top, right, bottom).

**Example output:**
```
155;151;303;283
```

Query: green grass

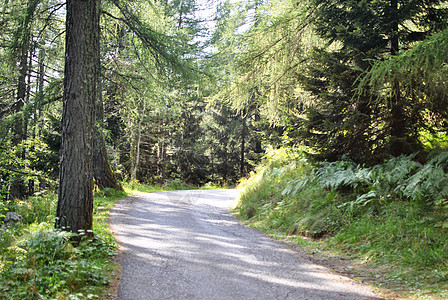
123;179;198;194
123;179;233;194
235;147;448;299
0;188;127;299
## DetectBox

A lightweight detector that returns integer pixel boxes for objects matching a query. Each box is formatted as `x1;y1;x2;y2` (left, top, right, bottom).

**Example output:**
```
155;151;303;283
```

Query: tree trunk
93;117;123;190
93;43;122;190
56;0;99;235
9;44;29;200
240;116;246;178
388;0;408;156
131;116;143;181
156;123;166;182
35;47;46;137
9;0;39;200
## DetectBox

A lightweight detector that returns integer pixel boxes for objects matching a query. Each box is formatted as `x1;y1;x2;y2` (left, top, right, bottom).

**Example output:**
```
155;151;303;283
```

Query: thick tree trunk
56;0;99;235
93;58;122;190
94;125;123;190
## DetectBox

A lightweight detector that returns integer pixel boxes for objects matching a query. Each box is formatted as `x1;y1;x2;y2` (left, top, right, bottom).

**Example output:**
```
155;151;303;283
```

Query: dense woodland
0;0;447;233
0;0;448;297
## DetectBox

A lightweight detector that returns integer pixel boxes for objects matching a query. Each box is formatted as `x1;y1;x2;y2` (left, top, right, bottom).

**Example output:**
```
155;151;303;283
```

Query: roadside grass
123;179;198;194
0;188;127;299
124;179;233;194
235;147;448;299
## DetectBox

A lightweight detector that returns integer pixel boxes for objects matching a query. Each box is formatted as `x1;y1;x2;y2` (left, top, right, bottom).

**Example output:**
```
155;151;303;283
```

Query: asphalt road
109;189;382;300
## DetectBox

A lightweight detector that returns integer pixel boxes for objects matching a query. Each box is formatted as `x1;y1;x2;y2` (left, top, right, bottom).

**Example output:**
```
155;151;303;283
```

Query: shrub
0;188;121;299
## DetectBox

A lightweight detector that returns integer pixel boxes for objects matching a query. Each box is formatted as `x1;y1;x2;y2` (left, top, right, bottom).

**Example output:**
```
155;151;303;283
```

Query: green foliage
305;0;448;161
237;147;448;297
329;201;448;297
359;26;448;120
0;0;65;199
236;147;345;237
218;0;448;165
420;130;448;151
312;151;448;209
0;227;115;299
123;179;197;194
0;189;122;299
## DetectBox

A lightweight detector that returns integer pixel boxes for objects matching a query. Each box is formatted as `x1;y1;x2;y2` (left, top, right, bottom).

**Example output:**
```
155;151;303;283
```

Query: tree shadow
109;190;384;300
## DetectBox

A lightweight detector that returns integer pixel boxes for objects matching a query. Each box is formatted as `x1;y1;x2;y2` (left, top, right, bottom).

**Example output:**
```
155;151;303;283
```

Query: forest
0;0;448;298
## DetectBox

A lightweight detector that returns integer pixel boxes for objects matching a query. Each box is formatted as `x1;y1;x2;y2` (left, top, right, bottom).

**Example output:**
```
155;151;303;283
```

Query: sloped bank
234;147;448;299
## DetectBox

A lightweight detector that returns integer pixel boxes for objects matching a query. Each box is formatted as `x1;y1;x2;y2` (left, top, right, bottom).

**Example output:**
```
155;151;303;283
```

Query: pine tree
302;0;448;163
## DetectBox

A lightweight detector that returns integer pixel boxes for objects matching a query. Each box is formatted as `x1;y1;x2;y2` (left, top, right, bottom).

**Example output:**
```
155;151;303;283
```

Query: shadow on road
110;190;383;300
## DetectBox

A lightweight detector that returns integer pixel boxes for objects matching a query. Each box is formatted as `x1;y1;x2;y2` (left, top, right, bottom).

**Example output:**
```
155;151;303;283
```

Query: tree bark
56;0;99;235
240;115;246;178
9;0;39;200
93;43;122;190
388;0;408;156
93;111;123;190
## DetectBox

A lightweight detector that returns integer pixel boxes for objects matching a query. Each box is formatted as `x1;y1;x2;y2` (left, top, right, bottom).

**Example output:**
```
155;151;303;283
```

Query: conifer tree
56;0;99;235
302;0;448;163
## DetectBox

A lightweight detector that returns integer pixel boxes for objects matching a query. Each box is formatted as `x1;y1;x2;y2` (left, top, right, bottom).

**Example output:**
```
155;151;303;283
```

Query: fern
427;150;448;170
315;160;371;192
338;190;379;213
282;178;312;196
316;152;448;211
401;159;448;206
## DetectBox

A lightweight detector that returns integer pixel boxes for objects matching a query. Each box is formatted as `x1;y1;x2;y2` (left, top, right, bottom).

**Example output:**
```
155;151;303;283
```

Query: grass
235;147;448;299
123;178;204;194
0;187;127;299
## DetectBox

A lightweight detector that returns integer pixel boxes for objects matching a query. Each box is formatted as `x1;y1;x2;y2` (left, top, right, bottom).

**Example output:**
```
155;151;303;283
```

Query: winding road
109;189;382;300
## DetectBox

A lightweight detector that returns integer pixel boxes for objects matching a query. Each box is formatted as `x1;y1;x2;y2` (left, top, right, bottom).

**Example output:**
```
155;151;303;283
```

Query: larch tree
56;0;196;233
0;0;67;201
56;0;99;234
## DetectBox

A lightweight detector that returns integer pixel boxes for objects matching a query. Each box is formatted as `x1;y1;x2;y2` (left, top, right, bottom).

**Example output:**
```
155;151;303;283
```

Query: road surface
109;189;382;300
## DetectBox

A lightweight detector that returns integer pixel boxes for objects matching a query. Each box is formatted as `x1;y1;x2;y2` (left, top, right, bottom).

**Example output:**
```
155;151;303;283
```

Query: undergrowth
236;147;448;299
0;188;127;299
123;178;232;194
124;178;198;194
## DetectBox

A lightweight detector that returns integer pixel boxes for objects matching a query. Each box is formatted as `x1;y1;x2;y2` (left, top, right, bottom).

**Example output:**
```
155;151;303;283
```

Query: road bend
109;189;382;300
